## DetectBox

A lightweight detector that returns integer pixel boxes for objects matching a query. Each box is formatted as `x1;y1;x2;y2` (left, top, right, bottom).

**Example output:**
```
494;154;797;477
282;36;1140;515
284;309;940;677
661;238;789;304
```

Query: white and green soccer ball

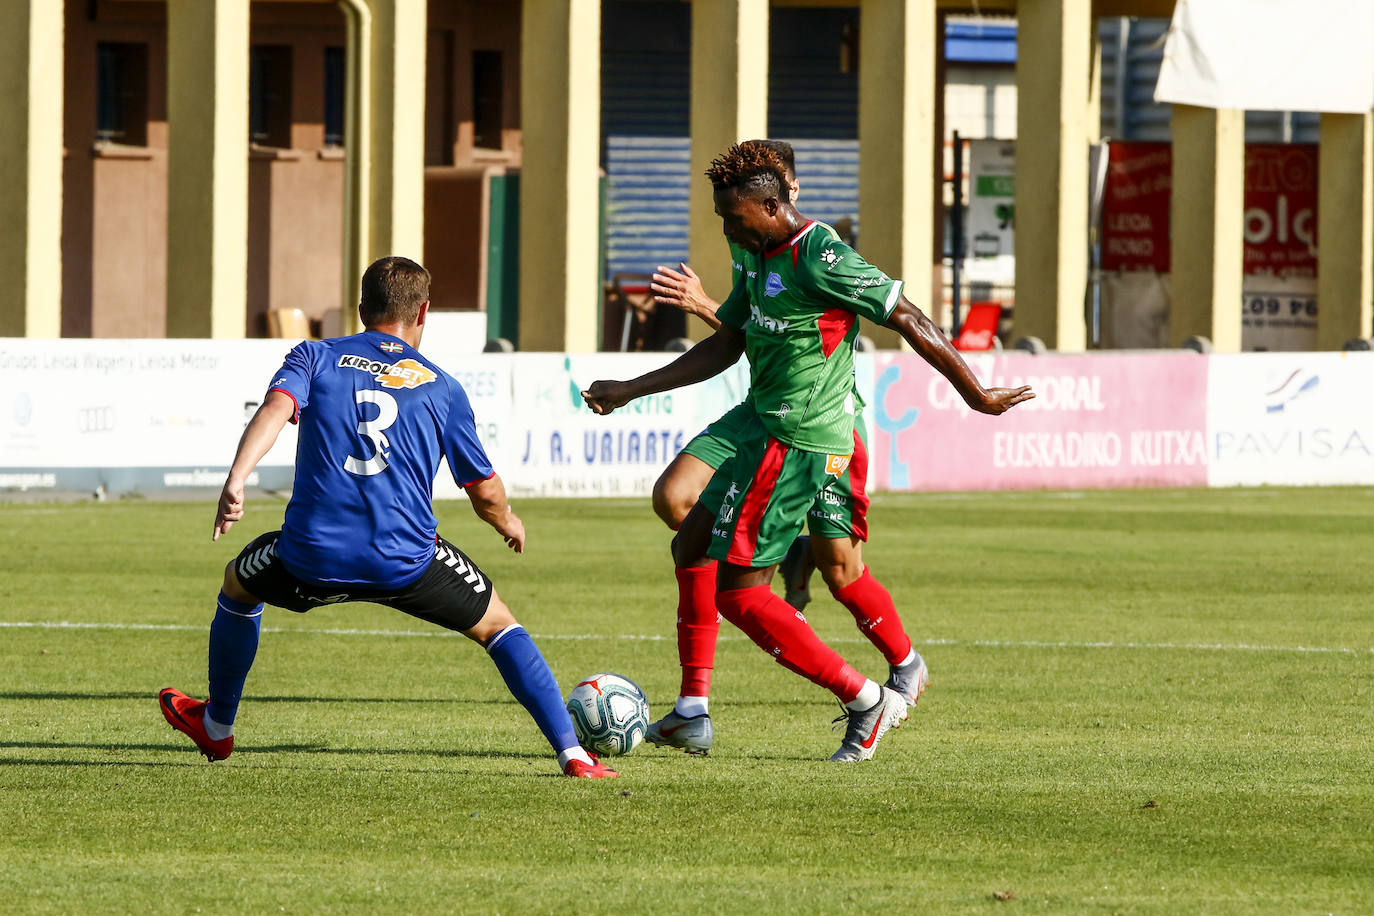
565;672;650;757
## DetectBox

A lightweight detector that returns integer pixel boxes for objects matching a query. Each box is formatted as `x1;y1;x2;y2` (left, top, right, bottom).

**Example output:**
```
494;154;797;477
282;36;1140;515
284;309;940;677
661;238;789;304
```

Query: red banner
1243;144;1318;277
1101;142;1172;272
1100;142;1319;278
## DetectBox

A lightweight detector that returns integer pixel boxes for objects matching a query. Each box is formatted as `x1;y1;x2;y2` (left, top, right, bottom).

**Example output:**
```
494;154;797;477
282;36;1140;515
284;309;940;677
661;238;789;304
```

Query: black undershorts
232;530;493;632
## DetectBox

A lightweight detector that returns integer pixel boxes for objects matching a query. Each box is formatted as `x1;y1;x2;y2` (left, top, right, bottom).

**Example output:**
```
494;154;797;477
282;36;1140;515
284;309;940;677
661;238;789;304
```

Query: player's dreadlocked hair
704;142;790;201
745;139;796;178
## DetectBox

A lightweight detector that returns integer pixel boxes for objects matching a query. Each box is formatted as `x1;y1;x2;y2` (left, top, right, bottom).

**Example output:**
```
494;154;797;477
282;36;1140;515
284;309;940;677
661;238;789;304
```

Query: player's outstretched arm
214;390;296;541
582;324;745;415
465;473;525;553
885;296;1035;415
652;262;722;330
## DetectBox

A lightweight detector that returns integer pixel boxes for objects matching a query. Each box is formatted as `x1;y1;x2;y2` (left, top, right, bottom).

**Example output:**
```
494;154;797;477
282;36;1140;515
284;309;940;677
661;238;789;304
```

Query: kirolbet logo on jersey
337;355;438;390
824;453;852;477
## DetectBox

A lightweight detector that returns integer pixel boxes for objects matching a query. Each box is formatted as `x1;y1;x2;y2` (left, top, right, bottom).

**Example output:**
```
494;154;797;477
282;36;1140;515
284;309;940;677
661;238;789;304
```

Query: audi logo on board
78;406;116;434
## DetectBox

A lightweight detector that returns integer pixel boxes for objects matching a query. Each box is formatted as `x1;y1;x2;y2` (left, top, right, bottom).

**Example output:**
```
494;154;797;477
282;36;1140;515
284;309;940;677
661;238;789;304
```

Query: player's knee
652;476;691;529
818;560;863;592
814;548;863;592
220;561;256;604
467;593;518;644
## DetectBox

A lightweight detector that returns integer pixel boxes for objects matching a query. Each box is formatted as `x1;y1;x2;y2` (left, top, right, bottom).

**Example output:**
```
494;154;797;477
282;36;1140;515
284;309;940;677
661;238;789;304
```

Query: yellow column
1013;0;1092;352
0;0;63;337
368;0;427;261
1317;112;1374;349
858;0;935;350
1169;104;1244;352
687;0;769;340
166;0;250;338
519;0;601;352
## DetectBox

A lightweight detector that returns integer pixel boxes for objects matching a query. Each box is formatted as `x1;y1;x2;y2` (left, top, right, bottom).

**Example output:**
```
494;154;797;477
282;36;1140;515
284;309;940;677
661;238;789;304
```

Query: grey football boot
645;709;714;755
829;687;909;762
884;653;930;708
779;535;814;611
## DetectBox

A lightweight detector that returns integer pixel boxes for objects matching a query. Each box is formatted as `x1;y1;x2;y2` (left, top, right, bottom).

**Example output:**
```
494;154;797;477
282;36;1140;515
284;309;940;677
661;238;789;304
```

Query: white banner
0;340;302;492
1208;353;1374;486
0;340;779;498
965;139;1016;288
452;352;753;499
1155;0;1374;113
1242;275;1318;352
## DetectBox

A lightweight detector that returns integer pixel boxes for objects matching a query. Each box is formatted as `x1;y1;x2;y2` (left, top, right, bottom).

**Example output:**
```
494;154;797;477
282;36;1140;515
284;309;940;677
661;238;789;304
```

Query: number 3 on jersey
343;389;399;476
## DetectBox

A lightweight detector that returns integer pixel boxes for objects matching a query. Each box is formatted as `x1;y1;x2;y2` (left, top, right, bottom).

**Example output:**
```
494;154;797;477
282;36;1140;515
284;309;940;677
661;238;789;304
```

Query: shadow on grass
0;690;822;710
0;690;527;705
0;740;548;761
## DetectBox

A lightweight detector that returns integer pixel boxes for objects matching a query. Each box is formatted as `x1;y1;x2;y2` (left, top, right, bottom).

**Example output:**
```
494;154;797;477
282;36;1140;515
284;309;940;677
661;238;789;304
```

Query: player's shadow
0;690;513;705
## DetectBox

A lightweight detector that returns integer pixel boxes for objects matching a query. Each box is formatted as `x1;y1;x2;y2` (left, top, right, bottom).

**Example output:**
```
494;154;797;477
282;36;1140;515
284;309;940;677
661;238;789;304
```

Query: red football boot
159;687;234;761
562;752;618;778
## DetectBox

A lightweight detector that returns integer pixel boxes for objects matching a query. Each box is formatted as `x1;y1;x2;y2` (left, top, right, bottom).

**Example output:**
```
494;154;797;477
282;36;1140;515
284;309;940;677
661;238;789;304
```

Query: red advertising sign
1100;142;1319;278
1243;144;1318;277
1101;142;1172;272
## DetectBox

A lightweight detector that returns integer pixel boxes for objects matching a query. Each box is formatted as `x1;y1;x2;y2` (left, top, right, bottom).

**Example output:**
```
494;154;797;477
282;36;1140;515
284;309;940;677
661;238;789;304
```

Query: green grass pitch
1;488;1371;913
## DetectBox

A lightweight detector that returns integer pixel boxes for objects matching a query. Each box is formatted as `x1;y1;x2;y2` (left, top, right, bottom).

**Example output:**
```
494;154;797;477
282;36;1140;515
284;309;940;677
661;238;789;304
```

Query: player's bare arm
582;324;745;415
652;262;722;330
466;473;526;553
213;390;297;541
885;296;1035;415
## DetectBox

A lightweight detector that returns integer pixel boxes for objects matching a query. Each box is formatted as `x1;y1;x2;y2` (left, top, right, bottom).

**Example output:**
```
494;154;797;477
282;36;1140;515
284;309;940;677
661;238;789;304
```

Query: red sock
832;568;912;666
675;563;719;697
716;584;867;703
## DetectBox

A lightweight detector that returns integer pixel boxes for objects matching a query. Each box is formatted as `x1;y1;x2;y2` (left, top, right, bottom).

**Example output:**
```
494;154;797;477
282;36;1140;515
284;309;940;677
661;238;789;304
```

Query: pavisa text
522;428;688;465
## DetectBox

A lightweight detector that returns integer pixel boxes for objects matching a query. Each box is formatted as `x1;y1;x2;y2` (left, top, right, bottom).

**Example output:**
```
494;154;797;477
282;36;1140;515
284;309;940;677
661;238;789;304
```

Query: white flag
1155;0;1374;113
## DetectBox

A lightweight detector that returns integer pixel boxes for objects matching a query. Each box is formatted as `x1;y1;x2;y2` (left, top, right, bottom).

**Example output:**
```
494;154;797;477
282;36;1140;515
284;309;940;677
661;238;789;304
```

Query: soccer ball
565;672;650;757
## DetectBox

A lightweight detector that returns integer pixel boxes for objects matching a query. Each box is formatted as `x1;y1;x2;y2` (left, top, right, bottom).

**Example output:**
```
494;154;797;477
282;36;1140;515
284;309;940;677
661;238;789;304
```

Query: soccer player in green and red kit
584;143;1033;761
644;140;930;756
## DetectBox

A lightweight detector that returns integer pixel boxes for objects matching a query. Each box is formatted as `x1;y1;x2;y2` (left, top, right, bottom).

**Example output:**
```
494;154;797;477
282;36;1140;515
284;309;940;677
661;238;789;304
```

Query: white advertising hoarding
1208;353;1374;486
0;340;302;492
0;340;775;499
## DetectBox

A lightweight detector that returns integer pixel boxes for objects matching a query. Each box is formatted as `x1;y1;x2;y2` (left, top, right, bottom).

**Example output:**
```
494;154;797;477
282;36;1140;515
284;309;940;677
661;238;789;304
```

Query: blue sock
206;591;263;727
485;625;580;753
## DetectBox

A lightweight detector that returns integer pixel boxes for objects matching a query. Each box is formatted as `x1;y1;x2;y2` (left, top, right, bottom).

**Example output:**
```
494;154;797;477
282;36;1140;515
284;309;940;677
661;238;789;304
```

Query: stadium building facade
2;0;1370;352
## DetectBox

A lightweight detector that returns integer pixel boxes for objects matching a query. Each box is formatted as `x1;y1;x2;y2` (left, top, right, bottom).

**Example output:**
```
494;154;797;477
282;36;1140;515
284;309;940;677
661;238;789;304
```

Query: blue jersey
267;330;494;589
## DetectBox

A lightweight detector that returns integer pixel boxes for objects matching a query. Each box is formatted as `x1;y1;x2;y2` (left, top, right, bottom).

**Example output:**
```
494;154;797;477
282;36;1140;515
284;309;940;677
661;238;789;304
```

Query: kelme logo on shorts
825;454;852;476
337;355;438;390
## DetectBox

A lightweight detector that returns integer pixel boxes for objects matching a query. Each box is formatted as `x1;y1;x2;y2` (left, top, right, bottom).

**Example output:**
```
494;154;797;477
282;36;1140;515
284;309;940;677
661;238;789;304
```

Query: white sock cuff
202;710;233;741
557;746;593;769
216;596;263;619
846;679;882;711
484;623;523;653
674;696;709;718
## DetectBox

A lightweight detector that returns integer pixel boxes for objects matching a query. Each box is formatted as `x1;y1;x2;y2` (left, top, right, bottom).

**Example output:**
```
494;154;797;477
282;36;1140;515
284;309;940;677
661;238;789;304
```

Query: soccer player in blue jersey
158;256;616;778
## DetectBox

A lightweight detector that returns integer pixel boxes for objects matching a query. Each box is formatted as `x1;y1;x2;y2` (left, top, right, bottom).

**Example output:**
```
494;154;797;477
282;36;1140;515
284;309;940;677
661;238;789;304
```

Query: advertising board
1207;353;1374;486
869;352;1209;491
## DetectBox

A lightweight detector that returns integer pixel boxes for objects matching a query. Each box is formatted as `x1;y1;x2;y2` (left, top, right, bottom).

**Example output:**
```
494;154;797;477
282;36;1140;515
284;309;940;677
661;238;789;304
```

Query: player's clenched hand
970;385;1035;416
497;511;526;554
582;380;632;415
213;478;246;541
